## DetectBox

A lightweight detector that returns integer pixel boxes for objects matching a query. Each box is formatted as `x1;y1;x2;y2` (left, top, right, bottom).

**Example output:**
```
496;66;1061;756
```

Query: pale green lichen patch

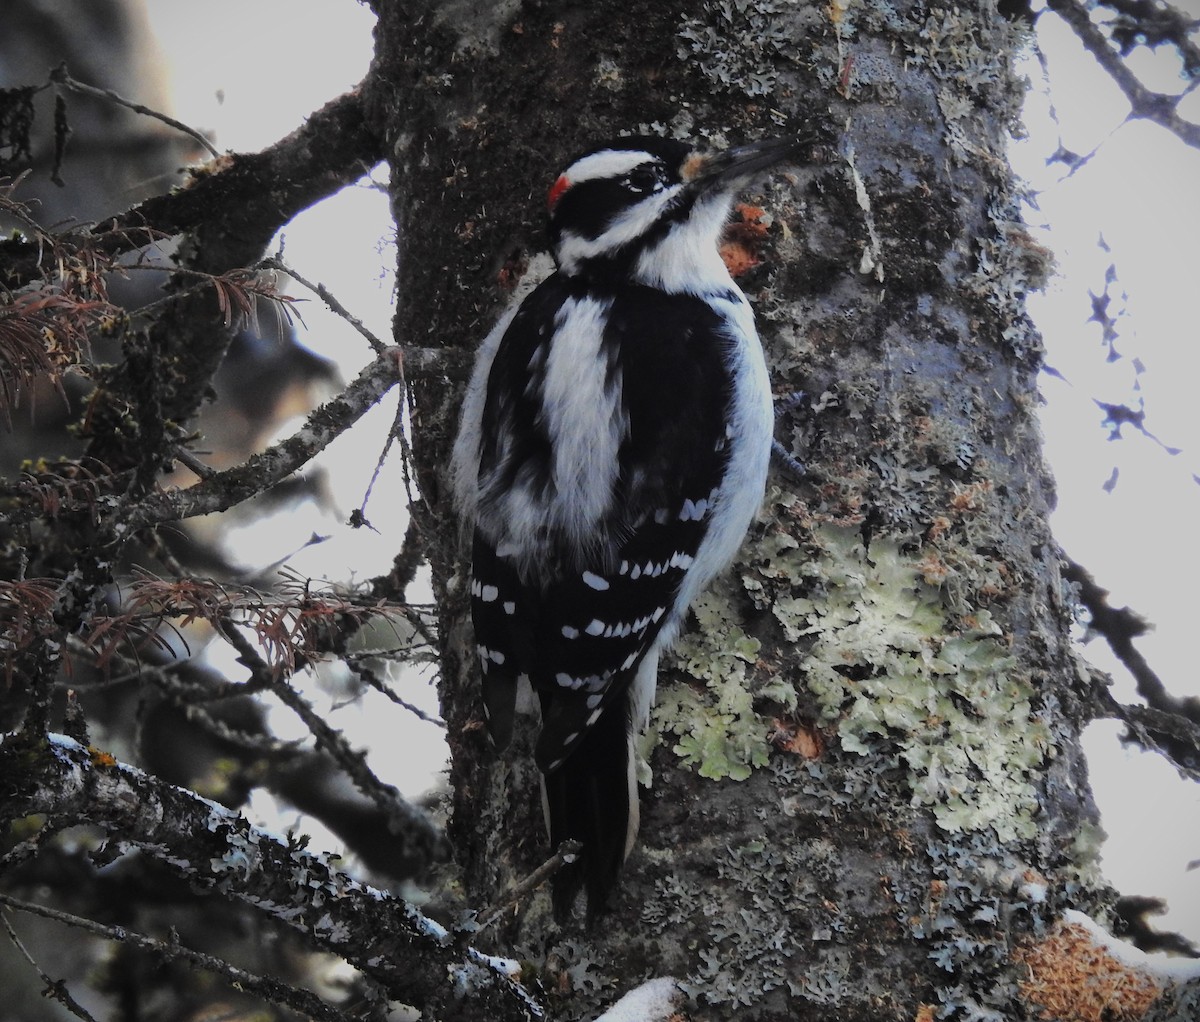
767;520;1049;842
656;508;1050;845
655;578;780;781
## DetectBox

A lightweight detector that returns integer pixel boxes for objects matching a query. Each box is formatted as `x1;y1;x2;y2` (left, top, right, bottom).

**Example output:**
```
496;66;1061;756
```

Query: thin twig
477;840;584;930
169;443;217;480
2;908;100;1022
119;346;407;529
261;255;388;355
357;386;408;525
218;621;447;861
348;656;446;728
0;895;355;1022
49;63;221;159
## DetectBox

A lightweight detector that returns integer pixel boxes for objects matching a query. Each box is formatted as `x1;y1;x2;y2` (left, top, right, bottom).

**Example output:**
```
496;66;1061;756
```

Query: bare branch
1065;558;1200;721
1047;0;1200;149
0;894;356;1022
1069;557;1200;777
1092;680;1200;781
478;840;584;930
0;86;384;287
1;909;99;1022
262;254;389;355
218;621;448;868
49;63;221;160
349;656;446;728
1098;0;1200;79
118;345;463;530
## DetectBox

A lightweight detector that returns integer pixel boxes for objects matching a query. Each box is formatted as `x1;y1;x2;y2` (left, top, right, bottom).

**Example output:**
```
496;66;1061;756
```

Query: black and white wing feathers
466;275;734;767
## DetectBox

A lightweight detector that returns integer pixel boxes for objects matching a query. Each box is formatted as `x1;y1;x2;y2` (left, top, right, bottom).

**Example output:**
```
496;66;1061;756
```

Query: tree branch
1091;680;1200;781
1047;0;1200;149
1;908;98;1022
1098;0;1200;79
220;620;448;872
478;840;583;930
0;85;384;286
1064;558;1200;721
0;732;542;1021
0;894;357;1022
1067;558;1200;776
118;343;464;531
261;254;389;355
49;63;221;160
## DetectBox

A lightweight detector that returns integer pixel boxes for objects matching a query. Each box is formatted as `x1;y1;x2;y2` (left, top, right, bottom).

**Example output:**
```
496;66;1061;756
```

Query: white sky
142;1;1200;943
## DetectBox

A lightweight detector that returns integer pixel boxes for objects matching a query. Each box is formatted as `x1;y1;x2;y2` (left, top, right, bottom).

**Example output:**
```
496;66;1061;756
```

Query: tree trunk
368;0;1187;1018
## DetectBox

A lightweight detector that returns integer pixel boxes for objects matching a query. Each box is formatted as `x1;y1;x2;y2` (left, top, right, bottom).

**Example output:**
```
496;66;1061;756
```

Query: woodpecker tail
541;686;639;925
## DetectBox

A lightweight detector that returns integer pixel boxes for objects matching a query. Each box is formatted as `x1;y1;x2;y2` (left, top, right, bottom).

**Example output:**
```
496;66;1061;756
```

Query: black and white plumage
452;136;794;921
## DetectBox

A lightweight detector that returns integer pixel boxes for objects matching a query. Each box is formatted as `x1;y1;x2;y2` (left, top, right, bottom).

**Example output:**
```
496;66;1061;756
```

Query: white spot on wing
582;570;610;591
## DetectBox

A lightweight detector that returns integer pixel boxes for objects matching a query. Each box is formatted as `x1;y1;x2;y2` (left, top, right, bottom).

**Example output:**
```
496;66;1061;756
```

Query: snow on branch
1;733;543;1021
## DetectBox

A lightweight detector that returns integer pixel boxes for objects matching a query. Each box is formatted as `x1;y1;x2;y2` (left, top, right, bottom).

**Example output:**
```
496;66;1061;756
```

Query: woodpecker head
546;136;798;291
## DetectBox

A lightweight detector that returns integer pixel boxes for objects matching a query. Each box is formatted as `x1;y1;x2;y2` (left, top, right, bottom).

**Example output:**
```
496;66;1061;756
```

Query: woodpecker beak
681;138;801;194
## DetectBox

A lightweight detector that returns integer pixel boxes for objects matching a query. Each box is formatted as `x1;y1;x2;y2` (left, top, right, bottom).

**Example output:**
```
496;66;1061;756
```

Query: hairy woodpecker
452;136;795;922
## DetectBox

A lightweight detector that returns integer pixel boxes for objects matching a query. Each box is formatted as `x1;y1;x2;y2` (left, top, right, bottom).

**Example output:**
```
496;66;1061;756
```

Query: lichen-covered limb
124;345;459;529
1;732;542;1021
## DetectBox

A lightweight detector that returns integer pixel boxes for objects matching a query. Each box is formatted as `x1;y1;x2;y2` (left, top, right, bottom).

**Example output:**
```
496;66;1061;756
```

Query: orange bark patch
1015;922;1162;1022
719;203;773;277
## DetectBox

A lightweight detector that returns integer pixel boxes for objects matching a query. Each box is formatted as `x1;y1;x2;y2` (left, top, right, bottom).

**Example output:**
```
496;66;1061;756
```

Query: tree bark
3;0;1199;1019
372;0;1196;1018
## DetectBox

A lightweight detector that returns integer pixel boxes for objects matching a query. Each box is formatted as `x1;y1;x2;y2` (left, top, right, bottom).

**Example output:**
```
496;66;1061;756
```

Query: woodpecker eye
625;165;663;193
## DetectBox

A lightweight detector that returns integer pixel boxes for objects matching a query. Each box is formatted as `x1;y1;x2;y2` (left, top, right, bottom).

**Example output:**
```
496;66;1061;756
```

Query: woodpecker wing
468;274;737;768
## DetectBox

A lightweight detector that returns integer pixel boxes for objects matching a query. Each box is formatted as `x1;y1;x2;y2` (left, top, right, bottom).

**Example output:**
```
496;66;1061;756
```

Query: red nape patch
547;174;570;212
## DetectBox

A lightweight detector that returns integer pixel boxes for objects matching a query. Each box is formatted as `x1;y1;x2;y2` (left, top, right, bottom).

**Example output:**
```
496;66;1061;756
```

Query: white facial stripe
555;186;683;274
563;149;656;185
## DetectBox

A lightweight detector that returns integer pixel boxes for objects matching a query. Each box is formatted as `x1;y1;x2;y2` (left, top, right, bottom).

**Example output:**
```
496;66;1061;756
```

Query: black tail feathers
541;689;636;926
